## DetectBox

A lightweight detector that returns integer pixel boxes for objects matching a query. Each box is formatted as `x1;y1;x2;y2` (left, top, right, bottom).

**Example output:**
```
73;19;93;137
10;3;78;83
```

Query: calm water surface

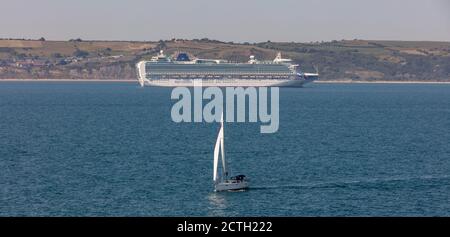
0;82;449;216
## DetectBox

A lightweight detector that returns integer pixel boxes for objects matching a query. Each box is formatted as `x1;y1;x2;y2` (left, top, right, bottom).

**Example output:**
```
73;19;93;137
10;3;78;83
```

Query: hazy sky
1;0;449;42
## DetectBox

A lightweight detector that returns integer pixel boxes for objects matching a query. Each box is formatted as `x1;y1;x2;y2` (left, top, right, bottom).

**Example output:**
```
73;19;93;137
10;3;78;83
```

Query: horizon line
1;37;450;44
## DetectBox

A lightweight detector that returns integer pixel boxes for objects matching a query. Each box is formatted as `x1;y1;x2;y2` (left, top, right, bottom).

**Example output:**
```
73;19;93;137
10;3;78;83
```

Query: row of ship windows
146;72;293;75
147;75;293;79
146;68;291;71
145;67;291;73
147;71;292;74
145;65;289;69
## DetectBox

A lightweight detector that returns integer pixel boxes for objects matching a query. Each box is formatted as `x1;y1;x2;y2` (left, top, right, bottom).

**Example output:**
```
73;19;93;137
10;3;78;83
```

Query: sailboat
213;113;249;192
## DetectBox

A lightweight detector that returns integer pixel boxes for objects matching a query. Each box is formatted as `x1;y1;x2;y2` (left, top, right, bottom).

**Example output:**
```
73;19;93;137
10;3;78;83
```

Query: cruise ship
136;50;318;87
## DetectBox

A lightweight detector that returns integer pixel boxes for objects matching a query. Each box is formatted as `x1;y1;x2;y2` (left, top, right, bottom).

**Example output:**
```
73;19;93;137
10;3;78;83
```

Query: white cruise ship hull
140;78;313;87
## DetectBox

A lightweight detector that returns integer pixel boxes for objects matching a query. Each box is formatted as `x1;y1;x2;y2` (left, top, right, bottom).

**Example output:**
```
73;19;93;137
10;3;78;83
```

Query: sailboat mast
221;115;227;178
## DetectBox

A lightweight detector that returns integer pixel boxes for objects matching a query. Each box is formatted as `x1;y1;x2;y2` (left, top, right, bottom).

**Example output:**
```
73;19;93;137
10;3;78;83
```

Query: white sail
213;126;221;182
213;113;226;182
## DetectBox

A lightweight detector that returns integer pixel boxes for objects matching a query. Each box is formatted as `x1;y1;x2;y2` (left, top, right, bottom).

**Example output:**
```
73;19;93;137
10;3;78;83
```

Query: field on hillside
0;38;449;80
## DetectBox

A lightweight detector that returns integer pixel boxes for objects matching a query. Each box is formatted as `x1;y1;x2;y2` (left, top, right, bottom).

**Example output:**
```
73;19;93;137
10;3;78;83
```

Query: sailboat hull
214;181;249;192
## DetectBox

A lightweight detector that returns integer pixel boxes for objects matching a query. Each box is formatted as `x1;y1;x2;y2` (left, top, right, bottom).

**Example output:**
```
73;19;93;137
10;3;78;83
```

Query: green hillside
0;38;449;81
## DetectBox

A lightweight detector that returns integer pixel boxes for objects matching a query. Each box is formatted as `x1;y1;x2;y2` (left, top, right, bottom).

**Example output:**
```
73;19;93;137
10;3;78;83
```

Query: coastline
314;80;450;84
1;79;450;84
0;79;136;82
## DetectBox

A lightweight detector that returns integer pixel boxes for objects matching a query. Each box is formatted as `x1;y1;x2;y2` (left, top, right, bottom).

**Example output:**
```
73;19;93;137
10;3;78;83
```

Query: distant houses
15;59;49;68
2;54;125;69
62;56;83;64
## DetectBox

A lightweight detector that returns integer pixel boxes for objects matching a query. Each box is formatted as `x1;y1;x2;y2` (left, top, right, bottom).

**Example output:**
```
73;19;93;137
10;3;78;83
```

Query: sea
0;82;449;216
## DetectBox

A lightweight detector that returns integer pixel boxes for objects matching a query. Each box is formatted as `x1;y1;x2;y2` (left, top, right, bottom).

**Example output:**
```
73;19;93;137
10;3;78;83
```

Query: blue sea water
0;82;449;216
